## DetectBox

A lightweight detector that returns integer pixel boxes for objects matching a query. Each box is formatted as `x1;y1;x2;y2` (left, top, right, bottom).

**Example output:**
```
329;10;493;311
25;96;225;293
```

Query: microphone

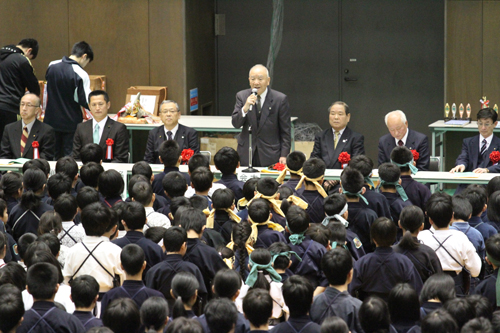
248;88;258;111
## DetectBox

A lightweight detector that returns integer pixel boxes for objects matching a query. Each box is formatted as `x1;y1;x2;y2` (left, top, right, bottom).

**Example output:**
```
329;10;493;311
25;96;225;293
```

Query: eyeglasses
160;109;179;115
20;103;39;108
478;122;494;128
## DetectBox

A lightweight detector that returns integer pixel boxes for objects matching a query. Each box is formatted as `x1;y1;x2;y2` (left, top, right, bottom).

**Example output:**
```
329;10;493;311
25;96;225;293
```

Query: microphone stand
242;125;258;173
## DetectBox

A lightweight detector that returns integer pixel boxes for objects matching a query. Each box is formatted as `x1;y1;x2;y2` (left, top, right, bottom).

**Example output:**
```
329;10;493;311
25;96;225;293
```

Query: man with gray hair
144;99;199;164
378;110;430;171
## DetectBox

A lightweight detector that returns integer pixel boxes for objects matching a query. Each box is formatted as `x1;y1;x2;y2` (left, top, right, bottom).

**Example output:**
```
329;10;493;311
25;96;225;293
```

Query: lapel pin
182;136;185;139
343;139;347;142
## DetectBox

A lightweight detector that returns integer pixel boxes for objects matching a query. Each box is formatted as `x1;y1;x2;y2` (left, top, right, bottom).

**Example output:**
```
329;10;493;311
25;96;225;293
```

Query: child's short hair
248;198;270;223
47;173;72;200
268;242;292;270
0;284;24;333
327;221;347;245
349;155;373;178
303;158;326;185
286;151;306;172
164;226;187;252
128;174;149;199
286;205;310;234
37;233;60;257
421;308;458;333
242;288;273;328
131;181;153;206
179;208;206;234
81;202;112;236
426;192;453;228
0;263;26;292
170;196;192;217
144;227;167;244
0;231;7;256
443;298;475;330
171;271;200;319
213;269;242;299
306;223;331;247
283;275;314;317
463;185;488;216
23;158;50;176
371;217;397;247
98;170;124;198
214;147;240;175
80;162;104;188
378;163;400;185
467;295;493;321
38;210;63;235
121;201;146;230
54;193;78;221
162;171;187;198
487;176;500;198
205;298;239;333
102;298;141;333
320;316;350;333
486;234;500;264
26;262;59;299
212;188;234;210
18;233;37;261
477;108;498;123
488;191;500;222
140;297;169;332
189;195;210;211
388;283;420;323
80;143;103;164
324;193;348;216
70;275;99;308
188;153;209;173
340;167;364;195
322;247;353;285
242;178;259;202
165;318;203;333
462;318;493;333
0;172;22;199
390;146;414;172
419;273;456;304
359;296;391;333
452;195;472;221
398;205;425;251
0;198;6;217
76;186;100;209
121;244;145;276
190;167;213;193
159;140;181;167
256;177;279;196
132;161;153;180
55;156;78;180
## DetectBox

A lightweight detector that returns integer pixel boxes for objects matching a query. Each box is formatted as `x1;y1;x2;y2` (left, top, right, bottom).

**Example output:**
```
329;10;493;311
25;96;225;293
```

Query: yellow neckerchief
283;195;309;210
206;208;241;229
248;191;285;217
276;167;303;184
295;174;327;198
224;239;255;269
237;197;249;210
202;208;211;217
248;216;284;245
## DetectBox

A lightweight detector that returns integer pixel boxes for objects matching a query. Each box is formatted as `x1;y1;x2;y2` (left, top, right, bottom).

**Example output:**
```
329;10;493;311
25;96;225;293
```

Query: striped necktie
20;126;28;156
480;139;487;155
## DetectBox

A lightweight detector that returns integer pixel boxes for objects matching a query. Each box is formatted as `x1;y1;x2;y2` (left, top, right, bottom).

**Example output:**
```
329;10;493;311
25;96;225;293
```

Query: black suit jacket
456;135;500;172
378;129;430;171
144;124;200;164
310;127;365;169
231;88;291;167
72;117;129;163
0;119;55;160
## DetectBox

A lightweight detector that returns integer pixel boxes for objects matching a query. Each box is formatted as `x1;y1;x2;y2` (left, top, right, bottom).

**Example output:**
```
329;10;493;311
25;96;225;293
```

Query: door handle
344;77;358;82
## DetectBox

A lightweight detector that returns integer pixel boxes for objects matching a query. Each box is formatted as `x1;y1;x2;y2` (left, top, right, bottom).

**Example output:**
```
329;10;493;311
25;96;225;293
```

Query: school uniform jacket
393;239;443;283
217;174;245;201
197;312;250;333
72;117;129;163
302;190;326;223
363;185;392;219
72;311;103;330
282;178;305;196
378;129;430;171
468;216;498;242
347;202;378;253
17;301;85;333
289;236;327;288
152;166;190;199
144;124;200;164
254;225;287;249
471;268;498;309
311;127;365;169
7;201;53;241
100;280;165;314
0;119;55;160
380;192;413;225
270;315;322;333
400;175;431;214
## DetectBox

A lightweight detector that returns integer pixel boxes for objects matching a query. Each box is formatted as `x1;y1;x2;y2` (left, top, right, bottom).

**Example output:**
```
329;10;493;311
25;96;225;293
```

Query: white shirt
62;235;125;292
479;133;493;152
241;88;268;117
143;207;171;232
92;116;108;143
394;128;409;146
21;119;35;134
184;182;227;198
331;127;346;140
164;124;179;140
58;221;86;248
22;284;75;313
418;227;481;276
236;276;288;320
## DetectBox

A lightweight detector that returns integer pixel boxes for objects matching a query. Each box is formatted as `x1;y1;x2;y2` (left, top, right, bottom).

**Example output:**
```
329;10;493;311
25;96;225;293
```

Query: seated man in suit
144;100;199;164
450;108;500;192
378;110;430;171
72;90;129;163
311;101;365;169
0;93;55;160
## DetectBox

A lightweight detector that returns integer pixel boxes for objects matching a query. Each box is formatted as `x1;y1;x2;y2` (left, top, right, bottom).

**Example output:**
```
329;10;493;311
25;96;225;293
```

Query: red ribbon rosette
32;141;40;159
272;163;286;171
181;149;194;164
490;151;500;165
411;150;419;161
106;138;114;160
338;152;351;169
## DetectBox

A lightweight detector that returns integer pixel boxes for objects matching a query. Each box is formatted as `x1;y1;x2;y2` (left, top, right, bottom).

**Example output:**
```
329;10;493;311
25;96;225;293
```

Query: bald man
231;64;291;167
378;110;430;171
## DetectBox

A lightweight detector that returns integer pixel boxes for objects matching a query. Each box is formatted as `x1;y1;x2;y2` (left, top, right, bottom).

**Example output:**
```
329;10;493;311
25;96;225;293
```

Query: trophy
466;103;471;119
451;103;457;119
459;103;464;119
444;103;450;120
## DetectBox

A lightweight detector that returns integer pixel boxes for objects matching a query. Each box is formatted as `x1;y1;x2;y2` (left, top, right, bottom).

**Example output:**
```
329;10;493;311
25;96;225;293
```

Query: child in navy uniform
310;248;363;333
205;298;239;333
17;262;85;333
350;217;423;301
130;161;169;210
286;206;327;288
243;289;273;333
295;157;327;223
131;181;171;231
214;147;245;201
248;198;286;249
340;167;378;253
0;284;24;333
472;233;500;308
237;178;259;221
207;188;241;244
152;140;190;200
377;163;413;233
268;242;295;282
55;156;80;197
322;193;366;260
157;171;188;217
349;155;391;219
450;196;485;258
0;172;23;214
70;275;103;329
98;170;124;207
254;178;287;227
277;151;307;196
190;166;214;209
463;185;498;242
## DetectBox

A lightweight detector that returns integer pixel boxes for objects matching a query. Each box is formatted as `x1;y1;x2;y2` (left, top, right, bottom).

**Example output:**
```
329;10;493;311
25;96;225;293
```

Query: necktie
256;95;261;113
20;126;28;156
93;124;100;144
480;139;487;155
334;131;340;149
398;140;404;147
167;131;173;141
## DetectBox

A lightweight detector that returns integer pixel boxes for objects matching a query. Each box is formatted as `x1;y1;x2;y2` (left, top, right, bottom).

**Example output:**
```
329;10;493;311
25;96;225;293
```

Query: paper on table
444;120;469;126
130;94;157;114
8;158;31;164
451;172;480;178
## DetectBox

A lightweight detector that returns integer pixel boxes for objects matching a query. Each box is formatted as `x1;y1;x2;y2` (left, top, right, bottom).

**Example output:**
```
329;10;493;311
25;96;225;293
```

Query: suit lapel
470;135;480;169
480;135;500;168
99;118;114;148
405;129;416;150
176;125;186;149
23;120;40;156
257;89;272;134
13;122;22;156
156;126;166;148
325;129;336;165
332;128;352;162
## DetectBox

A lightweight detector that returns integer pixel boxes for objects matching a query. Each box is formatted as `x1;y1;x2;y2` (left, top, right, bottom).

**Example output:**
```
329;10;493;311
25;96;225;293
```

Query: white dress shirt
184;182;227;198
164;124;179;140
21;119;36;134
394;128;409;146
479;133;493;152
92;116;108;143
241;88;268;117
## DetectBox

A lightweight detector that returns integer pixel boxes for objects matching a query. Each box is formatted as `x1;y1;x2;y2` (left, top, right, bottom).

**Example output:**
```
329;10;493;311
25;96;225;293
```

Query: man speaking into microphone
231;64;291;167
